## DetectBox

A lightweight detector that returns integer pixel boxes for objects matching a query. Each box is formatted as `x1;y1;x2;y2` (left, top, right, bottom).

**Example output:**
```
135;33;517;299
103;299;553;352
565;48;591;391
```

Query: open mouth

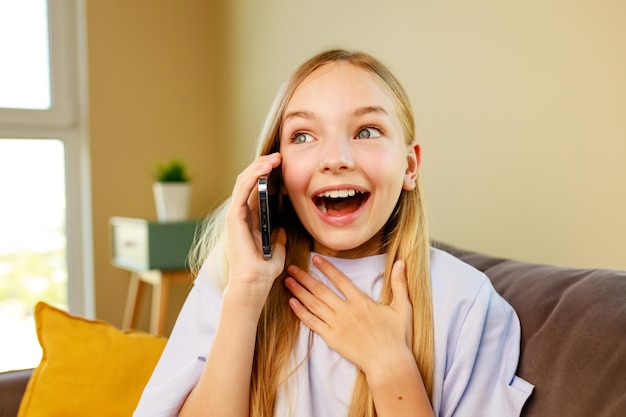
314;189;370;216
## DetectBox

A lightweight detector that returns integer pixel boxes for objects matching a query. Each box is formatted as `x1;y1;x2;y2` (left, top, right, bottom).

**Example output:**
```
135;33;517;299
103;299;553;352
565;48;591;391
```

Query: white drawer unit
109;217;198;271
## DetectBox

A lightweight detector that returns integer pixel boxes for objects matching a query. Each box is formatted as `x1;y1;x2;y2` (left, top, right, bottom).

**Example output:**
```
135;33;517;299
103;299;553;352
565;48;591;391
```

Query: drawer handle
123;241;137;248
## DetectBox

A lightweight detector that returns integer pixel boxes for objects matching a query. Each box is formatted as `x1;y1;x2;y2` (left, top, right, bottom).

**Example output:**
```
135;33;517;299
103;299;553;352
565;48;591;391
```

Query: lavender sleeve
133;259;223;417
430;248;533;417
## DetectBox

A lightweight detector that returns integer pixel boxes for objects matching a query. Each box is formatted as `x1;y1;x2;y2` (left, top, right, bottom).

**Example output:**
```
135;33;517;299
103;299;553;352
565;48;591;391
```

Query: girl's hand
285;256;414;376
225;152;286;309
181;154;287;417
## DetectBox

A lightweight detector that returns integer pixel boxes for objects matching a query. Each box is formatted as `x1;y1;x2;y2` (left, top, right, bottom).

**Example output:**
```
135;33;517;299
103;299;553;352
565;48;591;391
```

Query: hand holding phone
258;176;272;259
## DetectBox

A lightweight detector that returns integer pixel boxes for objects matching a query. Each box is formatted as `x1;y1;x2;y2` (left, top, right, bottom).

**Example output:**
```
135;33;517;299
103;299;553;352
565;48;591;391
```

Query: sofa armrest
0;369;32;417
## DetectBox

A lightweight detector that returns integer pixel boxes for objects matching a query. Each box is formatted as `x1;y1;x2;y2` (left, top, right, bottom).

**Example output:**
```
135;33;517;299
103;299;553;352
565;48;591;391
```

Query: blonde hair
189;48;434;417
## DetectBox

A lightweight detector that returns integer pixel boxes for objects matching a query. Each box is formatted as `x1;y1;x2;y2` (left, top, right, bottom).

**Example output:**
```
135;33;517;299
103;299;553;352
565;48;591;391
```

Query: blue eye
356;127;382;139
292;132;314;144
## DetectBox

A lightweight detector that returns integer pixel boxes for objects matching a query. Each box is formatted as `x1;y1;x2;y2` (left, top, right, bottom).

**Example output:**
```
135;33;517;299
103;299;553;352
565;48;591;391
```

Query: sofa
1;243;625;417
0;369;32;417
436;243;626;416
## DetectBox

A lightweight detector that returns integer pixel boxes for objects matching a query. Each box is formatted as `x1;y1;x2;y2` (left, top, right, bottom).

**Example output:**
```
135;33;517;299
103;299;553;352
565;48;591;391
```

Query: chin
313;237;383;258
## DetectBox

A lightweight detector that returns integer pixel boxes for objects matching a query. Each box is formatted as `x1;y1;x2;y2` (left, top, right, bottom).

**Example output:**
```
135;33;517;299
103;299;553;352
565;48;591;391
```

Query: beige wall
86;0;229;329
219;0;626;270
86;0;626;329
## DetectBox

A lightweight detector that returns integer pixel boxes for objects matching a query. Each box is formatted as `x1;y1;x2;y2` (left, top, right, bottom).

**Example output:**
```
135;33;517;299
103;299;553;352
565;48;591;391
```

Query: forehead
285;62;396;112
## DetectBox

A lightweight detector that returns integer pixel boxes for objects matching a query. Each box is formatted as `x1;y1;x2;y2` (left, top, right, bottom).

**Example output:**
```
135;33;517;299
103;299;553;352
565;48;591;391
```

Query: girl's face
279;62;420;258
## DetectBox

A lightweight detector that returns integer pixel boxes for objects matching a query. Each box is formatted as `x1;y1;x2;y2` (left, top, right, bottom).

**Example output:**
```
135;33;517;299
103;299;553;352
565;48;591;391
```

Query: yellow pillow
18;302;167;417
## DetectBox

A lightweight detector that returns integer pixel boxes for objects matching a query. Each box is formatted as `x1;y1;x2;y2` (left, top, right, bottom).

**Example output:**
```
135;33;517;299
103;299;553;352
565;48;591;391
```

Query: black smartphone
258;176;272;259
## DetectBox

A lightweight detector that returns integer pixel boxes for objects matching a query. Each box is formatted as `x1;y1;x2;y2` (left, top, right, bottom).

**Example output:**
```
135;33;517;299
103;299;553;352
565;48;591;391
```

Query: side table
109;217;198;335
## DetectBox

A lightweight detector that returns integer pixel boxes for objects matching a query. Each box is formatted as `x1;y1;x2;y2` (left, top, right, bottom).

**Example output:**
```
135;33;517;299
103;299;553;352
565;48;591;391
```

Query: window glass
0;0;51;110
0;0;91;372
0;139;67;371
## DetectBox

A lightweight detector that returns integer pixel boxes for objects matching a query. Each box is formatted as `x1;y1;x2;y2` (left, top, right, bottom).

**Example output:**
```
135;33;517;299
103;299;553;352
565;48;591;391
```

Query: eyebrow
282;110;315;123
282;106;389;124
352;105;389;117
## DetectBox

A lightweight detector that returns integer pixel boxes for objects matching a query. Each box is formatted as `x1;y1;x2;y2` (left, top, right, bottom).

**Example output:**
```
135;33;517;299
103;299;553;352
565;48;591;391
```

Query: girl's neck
312;230;386;259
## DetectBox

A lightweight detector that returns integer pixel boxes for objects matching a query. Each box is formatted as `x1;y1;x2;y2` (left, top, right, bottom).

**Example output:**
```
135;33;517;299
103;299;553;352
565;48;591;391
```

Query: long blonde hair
189;48;434;417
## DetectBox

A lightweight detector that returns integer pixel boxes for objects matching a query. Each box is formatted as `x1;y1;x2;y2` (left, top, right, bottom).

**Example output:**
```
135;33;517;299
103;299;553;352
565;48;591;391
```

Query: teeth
317;189;360;199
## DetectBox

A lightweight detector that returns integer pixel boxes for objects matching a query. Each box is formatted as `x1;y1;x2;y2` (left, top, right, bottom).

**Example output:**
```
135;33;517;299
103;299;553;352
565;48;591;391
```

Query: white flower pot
153;182;191;222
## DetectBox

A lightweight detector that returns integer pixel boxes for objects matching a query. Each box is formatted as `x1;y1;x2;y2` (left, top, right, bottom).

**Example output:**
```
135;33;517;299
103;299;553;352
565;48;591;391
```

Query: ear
402;141;421;191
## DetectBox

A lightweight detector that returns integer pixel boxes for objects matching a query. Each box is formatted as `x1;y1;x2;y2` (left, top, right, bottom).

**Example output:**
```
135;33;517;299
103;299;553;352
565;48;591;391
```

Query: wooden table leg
123;272;145;330
153;271;192;335
151;272;167;336
123;269;191;335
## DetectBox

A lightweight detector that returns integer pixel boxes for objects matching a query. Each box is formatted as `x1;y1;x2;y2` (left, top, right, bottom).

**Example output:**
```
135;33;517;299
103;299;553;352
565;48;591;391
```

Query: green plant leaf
153;159;190;182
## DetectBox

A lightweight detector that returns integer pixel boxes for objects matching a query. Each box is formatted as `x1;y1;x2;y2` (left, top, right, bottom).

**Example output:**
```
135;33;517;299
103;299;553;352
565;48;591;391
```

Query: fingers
226;152;281;246
225;153;285;280
286;258;415;369
230;153;281;217
390;260;414;346
285;265;337;313
390;260;411;309
285;265;335;333
309;255;361;299
289;257;410;313
287;296;330;336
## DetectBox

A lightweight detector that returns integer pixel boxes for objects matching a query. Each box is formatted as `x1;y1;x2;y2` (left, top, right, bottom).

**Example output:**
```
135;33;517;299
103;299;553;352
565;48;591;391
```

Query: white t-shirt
134;248;533;417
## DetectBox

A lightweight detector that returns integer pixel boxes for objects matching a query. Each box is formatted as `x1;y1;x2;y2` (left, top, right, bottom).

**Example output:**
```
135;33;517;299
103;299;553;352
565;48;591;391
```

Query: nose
319;137;355;172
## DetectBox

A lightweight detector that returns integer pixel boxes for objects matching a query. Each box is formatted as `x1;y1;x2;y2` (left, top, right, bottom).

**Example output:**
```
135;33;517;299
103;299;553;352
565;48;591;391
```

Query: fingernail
312;255;323;265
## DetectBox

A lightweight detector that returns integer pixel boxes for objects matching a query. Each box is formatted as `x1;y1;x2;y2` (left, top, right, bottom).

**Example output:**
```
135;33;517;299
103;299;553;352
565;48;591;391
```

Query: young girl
134;48;533;417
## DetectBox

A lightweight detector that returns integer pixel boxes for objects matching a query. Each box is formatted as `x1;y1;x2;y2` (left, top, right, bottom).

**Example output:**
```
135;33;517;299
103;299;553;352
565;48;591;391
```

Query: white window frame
0;0;94;317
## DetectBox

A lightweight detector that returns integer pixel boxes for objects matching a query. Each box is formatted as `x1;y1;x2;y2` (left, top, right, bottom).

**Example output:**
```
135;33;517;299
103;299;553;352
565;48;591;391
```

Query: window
0;0;92;372
0;0;51;110
0;139;67;371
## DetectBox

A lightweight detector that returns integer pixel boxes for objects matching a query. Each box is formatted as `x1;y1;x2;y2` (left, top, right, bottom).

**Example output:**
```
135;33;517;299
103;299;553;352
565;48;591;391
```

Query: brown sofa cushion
0;369;32;417
437;243;626;417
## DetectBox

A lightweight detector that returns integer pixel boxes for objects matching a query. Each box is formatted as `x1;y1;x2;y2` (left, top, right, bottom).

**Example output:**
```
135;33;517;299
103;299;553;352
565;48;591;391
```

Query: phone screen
258;176;272;259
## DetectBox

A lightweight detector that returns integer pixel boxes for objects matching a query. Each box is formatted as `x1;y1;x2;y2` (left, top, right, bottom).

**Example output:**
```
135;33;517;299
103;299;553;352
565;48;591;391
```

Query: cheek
373;151;405;179
281;160;307;197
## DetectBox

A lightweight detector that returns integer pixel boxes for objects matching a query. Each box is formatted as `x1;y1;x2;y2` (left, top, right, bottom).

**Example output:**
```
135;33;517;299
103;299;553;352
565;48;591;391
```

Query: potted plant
152;159;191;222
